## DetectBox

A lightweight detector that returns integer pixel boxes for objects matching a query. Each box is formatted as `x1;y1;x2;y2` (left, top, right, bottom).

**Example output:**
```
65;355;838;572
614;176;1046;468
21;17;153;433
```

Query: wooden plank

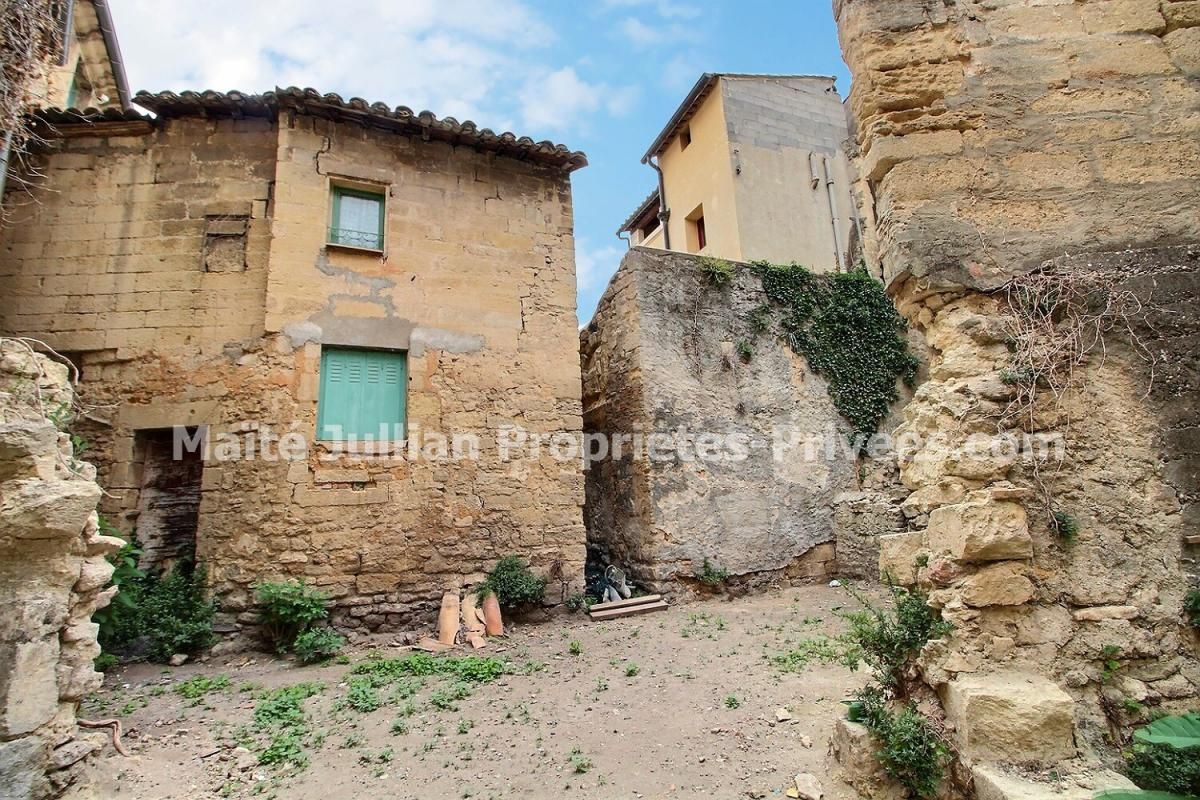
587;594;663;613
589;600;668;621
1184;535;1200;545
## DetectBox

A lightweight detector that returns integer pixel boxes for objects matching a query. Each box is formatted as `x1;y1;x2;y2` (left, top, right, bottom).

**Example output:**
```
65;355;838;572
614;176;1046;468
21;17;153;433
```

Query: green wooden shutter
317;348;407;440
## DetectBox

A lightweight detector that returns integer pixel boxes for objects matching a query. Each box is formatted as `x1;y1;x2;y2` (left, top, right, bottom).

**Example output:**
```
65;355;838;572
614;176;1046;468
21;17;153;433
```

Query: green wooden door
317;348;407;440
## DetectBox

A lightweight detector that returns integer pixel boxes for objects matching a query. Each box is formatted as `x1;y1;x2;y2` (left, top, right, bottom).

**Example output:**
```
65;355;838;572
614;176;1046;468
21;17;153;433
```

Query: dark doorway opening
133;427;204;572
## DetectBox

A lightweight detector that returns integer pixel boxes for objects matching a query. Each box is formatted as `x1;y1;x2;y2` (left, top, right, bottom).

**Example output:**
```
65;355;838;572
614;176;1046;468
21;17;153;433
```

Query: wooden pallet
588;594;667;621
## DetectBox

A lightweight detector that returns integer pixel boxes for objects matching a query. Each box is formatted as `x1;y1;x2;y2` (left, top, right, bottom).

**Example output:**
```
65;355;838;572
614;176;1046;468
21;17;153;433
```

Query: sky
107;0;851;325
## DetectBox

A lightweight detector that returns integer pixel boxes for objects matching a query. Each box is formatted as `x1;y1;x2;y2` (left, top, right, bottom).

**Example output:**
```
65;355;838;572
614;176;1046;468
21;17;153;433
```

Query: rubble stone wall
833;0;1200;790
581;247;850;593
0;112;586;636
0;341;119;800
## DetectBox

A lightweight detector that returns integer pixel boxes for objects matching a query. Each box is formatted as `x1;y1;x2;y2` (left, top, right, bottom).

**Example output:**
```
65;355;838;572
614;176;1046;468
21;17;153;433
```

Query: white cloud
107;0;629;140
518;67;636;133
574;237;626;295
620;18;663;46
602;0;700;20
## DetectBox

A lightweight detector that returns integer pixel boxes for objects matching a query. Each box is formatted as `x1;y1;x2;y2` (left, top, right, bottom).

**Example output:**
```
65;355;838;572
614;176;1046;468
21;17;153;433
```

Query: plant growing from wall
697;260;917;442
696;558;729;587
1184;589;1200;629
837;586;954;798
852;686;950;799
256;580;332;653
841;584;953;692
1052;509;1079;543
479;556;547;608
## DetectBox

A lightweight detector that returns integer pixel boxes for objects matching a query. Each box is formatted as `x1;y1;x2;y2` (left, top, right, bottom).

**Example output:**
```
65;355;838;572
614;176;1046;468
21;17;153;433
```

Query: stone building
0;88;589;633
830;0;1200;796
580;247;852;593
617;73;859;272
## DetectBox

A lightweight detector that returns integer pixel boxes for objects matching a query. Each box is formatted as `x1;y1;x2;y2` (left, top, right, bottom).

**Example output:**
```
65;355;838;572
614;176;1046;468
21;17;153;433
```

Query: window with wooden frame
316;347;407;441
328;185;386;251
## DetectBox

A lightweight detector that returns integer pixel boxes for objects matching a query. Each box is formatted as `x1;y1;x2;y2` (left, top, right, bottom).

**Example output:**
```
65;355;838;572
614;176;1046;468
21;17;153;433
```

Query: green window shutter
317;348;407;440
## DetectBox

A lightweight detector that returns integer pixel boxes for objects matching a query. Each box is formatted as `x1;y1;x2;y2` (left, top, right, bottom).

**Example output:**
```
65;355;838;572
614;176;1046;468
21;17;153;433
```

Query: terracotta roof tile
37;87;588;171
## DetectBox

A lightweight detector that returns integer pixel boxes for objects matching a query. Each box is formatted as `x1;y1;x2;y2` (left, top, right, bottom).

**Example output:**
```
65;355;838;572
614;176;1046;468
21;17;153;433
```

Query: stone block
1079;0;1166;34
1071;605;1139;621
829;718;906;800
942;672;1076;764
973;764;1135;800
0;480;101;540
0;423;58;482
1162;0;1200;29
878;532;923;586
960;563;1035;607
862;131;964;182
1164;27;1200;75
926;493;1031;562
0;640;60;737
0;736;45;800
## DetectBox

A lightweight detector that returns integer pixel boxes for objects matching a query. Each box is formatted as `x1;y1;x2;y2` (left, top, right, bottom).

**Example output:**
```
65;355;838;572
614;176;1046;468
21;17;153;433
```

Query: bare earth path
84;584;878;800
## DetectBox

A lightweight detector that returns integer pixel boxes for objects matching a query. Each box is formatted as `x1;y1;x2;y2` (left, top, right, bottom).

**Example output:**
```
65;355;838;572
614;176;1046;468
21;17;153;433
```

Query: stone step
973;764;1137;800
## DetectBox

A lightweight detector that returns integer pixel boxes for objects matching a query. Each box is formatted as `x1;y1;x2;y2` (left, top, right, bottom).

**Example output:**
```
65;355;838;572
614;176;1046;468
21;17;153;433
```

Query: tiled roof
36;87;588;171
617;188;660;235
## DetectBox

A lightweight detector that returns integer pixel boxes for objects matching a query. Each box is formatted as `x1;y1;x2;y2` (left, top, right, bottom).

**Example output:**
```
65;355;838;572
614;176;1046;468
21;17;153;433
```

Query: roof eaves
91;0;131;108
640;72;841;162
617;188;661;235
132;88;589;172
640;72;717;163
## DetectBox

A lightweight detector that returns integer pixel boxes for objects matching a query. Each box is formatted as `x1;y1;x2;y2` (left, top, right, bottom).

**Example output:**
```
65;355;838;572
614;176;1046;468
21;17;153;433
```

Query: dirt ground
82;584;881;800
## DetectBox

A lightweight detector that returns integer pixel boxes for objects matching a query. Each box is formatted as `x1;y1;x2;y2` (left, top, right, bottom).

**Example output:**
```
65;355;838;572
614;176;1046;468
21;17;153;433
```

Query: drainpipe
644;154;671;250
822;156;845;272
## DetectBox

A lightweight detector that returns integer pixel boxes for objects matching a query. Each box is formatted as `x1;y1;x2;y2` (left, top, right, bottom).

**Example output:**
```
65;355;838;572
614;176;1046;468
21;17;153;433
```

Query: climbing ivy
738;261;918;441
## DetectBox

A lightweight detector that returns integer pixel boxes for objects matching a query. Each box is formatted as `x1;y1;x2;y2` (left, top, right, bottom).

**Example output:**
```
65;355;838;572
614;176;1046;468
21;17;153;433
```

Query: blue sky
109;0;850;324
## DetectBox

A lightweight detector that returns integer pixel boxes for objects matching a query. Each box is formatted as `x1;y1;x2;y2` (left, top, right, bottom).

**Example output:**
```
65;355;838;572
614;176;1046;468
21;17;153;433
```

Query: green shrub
92;520;144;643
256;580;330;653
697;558;728;587
1184;589;1200;628
292;628;345;664
1127;742;1200;796
479;556;546;608
841;586;952;690
853;687;949;799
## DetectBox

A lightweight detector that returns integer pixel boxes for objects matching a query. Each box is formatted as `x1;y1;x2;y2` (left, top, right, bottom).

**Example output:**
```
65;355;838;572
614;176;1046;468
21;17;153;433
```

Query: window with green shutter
316;347;407;441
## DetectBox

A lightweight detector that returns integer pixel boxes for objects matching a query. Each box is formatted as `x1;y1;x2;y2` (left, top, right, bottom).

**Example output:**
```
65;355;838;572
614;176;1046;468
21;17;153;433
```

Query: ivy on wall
703;258;918;440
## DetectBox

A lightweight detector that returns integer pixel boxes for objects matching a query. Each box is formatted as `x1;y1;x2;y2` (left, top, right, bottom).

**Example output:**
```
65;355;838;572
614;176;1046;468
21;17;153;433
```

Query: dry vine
0;0;64;216
998;268;1165;521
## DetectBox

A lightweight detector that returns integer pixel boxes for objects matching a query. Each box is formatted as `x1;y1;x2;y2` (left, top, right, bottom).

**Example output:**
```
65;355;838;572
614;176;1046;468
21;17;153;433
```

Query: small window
328;186;385;251
680;125;692;150
317;347;407;441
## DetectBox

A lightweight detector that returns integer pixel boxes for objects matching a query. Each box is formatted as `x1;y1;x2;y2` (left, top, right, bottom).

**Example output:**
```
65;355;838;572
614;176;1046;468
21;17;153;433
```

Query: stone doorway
132;427;204;571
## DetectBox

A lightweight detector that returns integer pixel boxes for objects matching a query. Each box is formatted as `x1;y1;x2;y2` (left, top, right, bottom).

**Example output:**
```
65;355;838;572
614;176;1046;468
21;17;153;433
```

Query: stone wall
833;0;1200;793
0;106;586;636
0;340;119;799
581;247;851;593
